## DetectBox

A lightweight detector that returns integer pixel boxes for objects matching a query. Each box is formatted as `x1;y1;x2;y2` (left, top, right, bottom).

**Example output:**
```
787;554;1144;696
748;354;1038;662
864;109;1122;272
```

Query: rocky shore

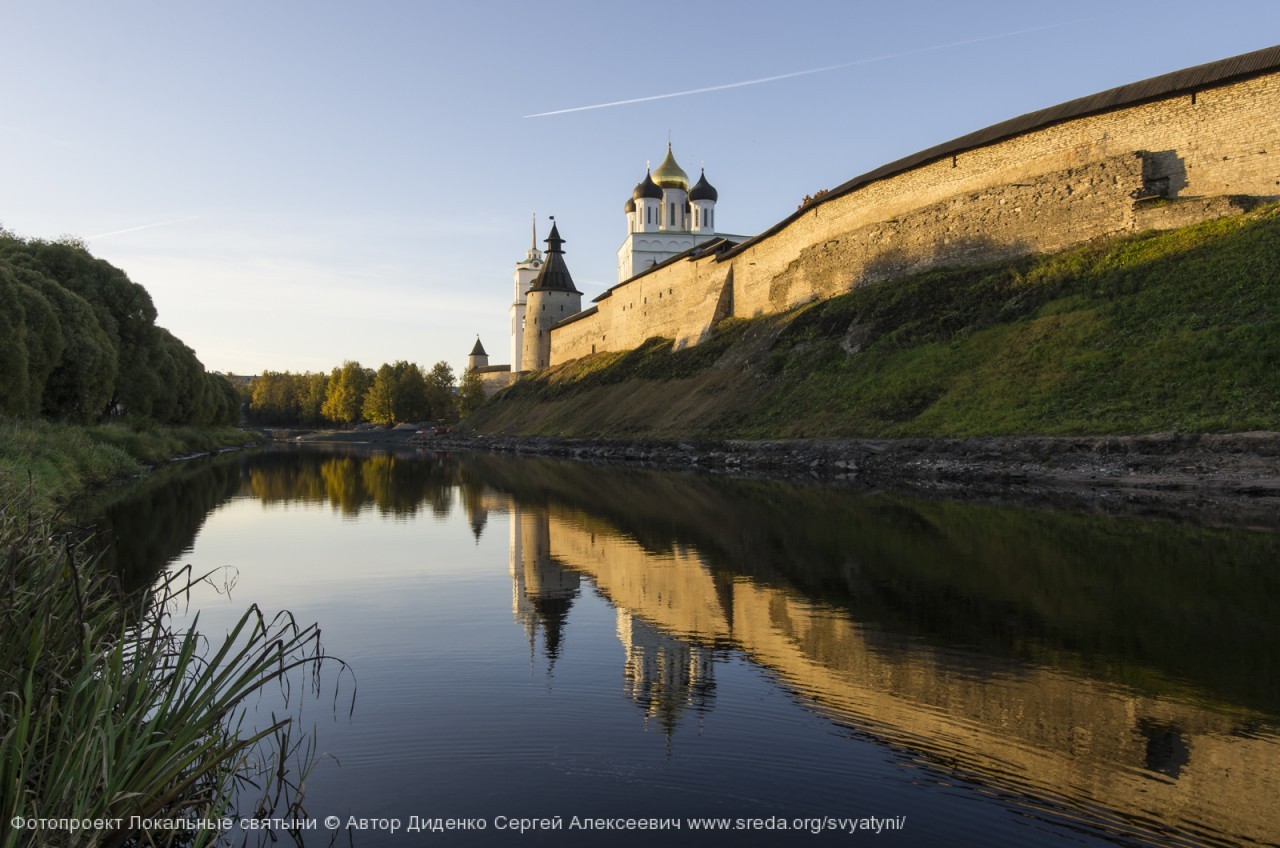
410;430;1280;525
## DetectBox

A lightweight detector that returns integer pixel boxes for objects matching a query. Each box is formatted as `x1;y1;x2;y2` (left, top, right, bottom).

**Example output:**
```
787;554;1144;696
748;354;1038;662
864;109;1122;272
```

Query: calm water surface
92;446;1280;847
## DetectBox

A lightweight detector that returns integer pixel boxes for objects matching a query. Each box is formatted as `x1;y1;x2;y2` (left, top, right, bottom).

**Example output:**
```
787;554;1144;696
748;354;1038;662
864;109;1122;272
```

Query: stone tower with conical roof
617;142;727;282
467;337;489;371
521;220;581;371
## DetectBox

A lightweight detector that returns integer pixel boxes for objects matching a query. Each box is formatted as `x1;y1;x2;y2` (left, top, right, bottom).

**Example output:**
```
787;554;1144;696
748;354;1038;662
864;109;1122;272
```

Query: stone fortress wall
549;48;1280;366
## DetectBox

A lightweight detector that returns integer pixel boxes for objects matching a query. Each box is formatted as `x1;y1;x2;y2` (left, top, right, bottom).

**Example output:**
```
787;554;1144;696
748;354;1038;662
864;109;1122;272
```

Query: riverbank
467;207;1280;442
410;430;1280;527
0;419;263;513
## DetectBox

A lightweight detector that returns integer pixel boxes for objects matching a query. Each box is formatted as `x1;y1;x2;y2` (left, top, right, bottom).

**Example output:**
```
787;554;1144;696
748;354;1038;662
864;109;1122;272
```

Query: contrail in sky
525;22;1070;118
87;217;200;240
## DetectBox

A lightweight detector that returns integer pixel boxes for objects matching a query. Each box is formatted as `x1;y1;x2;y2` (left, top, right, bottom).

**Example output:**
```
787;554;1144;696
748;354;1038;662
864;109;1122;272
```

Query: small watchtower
467;337;489;371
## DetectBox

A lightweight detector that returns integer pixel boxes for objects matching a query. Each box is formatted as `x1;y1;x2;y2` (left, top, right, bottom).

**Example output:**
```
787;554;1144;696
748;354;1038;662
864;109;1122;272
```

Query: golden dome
650;143;689;190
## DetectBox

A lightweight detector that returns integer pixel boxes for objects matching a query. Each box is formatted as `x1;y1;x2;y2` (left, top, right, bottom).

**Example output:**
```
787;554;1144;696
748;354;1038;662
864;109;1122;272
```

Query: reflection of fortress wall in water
504;500;1279;846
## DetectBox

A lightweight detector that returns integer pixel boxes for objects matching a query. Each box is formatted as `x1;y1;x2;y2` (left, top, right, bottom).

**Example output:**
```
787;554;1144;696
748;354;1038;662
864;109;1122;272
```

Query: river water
90;444;1280;847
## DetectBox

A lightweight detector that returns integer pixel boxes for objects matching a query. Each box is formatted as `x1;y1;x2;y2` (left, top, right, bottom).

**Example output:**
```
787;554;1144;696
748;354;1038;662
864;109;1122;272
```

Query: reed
1;486;340;847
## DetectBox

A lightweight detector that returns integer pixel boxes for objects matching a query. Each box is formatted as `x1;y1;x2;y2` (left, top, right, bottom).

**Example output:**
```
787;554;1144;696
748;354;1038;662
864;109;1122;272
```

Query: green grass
0;421;315;845
0;420;260;513
0;476;335;847
468;204;1280;439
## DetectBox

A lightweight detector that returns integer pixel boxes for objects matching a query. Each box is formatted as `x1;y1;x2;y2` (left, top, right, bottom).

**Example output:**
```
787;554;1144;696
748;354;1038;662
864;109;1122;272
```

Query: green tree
296;372;328;427
250;371;294;425
12;276;61;416
424;361;456;421
208;373;241;425
457;368;488;418
0;267;32;416
10;238;158;416
322;361;373;425
0;232;234;426
361;361;431;425
22;269;117;422
362;364;398;426
394;361;429;423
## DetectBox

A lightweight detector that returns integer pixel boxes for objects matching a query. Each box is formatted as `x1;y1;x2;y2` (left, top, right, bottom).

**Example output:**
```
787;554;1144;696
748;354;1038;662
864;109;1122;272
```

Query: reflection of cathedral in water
506;504;717;732
617;609;716;733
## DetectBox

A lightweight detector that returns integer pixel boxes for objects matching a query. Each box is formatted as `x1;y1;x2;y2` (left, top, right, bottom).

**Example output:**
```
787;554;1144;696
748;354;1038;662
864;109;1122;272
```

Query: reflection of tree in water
91;447;470;590
241;447;458;518
322;457;364;514
85;453;244;591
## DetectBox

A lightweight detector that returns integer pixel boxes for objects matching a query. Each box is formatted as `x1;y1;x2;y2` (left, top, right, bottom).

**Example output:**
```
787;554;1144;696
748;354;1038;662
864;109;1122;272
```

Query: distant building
214;372;255;390
464;335;515;397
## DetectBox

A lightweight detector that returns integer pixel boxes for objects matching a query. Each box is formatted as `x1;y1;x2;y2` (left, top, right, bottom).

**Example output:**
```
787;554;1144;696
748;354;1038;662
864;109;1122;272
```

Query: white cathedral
617;142;726;282
467;144;739;389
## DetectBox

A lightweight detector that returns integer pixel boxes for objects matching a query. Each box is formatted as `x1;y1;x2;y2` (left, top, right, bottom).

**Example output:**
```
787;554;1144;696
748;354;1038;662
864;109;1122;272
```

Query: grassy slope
469;205;1280;439
0;420;259;513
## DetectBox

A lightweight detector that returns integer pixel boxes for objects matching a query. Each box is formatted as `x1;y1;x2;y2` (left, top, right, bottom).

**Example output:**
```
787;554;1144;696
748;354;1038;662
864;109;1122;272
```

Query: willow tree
0;267;31;416
24;270;117;421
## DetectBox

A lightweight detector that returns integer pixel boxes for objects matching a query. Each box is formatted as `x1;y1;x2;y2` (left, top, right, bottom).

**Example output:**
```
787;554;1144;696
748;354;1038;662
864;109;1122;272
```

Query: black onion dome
689;168;718;202
624;196;636;213
632;169;663;200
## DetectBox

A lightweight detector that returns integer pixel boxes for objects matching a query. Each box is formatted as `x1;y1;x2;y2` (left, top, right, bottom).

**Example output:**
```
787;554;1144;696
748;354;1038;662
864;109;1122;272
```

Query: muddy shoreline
285;428;1280;528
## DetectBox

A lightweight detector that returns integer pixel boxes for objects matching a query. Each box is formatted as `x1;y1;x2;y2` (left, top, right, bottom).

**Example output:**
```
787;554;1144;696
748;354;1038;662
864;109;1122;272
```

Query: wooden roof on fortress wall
721;43;1280;261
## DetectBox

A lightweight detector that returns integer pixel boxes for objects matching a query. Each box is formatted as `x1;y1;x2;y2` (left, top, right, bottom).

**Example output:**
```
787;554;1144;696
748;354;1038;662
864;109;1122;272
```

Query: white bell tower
510;214;543;373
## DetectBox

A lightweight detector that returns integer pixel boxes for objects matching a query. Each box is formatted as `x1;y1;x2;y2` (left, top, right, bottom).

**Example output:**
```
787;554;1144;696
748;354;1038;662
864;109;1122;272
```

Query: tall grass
1;486;341;847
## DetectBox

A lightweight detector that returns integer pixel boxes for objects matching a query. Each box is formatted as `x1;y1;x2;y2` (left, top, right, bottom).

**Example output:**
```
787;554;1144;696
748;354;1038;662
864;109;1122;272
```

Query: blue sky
4;1;1277;376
